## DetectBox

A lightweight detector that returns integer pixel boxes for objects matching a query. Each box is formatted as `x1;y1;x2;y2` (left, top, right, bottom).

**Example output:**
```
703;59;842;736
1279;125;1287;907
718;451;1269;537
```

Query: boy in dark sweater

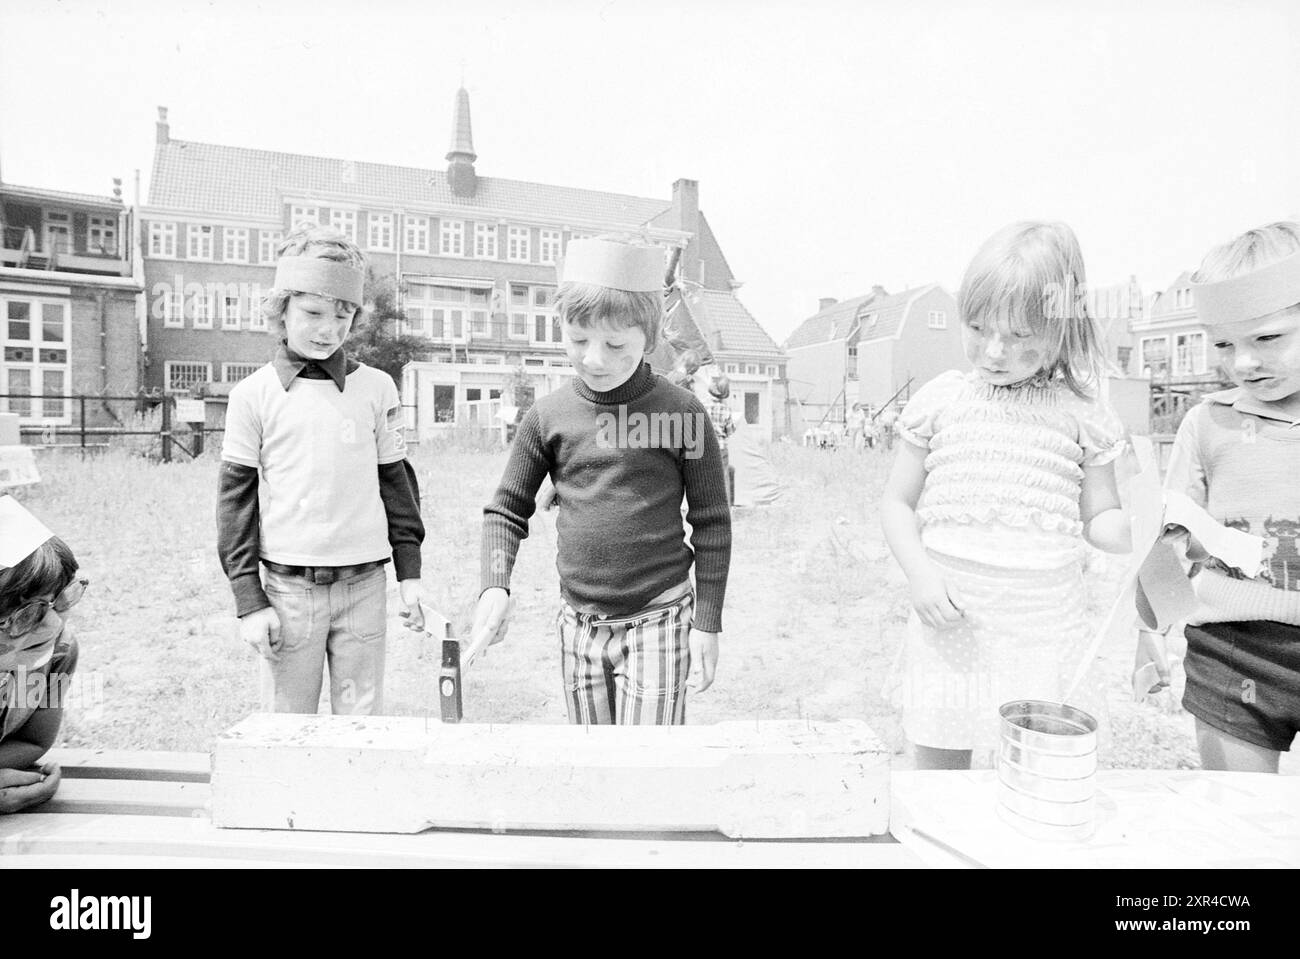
474;237;731;724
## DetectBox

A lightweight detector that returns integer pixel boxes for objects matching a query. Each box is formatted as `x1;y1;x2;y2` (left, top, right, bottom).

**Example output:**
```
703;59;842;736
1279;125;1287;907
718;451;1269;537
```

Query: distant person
218;222;425;715
474;236;731;725
847;404;866;451
880;221;1131;771
0;495;85;813
706;374;737;505
1146;220;1300;773
878;403;899;452
668;349;702;393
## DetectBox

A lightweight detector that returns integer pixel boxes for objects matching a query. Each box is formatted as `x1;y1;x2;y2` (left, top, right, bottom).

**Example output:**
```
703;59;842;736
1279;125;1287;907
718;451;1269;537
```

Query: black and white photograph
0;0;1296;919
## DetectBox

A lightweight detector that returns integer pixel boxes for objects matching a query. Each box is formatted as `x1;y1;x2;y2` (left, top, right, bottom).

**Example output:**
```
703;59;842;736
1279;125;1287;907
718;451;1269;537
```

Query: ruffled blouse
898;370;1126;562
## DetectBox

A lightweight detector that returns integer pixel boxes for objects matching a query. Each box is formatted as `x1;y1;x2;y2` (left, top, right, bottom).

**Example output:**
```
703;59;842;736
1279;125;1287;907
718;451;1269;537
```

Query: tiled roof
857;284;938;342
689;288;784;359
784;293;876;350
1;182;123;208
148;139;673;228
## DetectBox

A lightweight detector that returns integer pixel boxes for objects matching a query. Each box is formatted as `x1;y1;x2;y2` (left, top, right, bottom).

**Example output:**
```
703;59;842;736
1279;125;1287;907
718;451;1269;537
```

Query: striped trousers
558;591;694;725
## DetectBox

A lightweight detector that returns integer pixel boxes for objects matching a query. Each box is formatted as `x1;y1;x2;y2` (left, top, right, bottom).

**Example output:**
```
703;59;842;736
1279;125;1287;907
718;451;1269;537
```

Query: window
766;365;778;377
405;216;430;254
223;227;249;263
1176;288;1194;310
433;384;455;423
223;362;261;383
1174;331;1207;375
88;215;117;254
329;209;357;243
525;285;559;344
249;298;267;331
2;299;71;422
187;224;214;260
405;282;490;341
469;309;488;336
1140;335;1170;377
44;211;72;255
259;230;282;263
191;289;213;329
149;221;177;258
165;361;212;393
539;230;562;264
163;289;184;328
725;364;738;374
222;294;242;330
474;222;498;259
368;213;394;251
928;310;947;329
440;219;464;256
290;204;318;227
507;226;530;263
1116;346;1132;371
745;364;759;375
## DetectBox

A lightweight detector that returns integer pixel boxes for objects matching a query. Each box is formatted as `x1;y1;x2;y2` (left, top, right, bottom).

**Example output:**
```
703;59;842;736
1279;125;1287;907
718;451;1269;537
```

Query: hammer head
439;638;463;723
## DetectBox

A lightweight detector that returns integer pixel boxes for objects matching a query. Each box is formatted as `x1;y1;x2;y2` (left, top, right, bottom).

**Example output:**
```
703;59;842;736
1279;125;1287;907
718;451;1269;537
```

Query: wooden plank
38;778;210;818
0;813;921;868
212;715;891;839
43;749;211;783
891;770;1300;869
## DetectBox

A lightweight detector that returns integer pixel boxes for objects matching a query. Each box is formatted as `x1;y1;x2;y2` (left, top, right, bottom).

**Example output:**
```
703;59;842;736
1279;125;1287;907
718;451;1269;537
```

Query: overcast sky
2;0;1297;343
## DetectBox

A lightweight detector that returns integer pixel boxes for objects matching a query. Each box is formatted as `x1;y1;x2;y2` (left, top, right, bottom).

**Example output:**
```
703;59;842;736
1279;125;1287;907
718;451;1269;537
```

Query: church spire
446;87;478;197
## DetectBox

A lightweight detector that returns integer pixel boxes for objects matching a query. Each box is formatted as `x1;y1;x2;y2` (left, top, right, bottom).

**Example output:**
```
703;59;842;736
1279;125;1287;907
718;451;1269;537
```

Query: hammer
438;623;495;724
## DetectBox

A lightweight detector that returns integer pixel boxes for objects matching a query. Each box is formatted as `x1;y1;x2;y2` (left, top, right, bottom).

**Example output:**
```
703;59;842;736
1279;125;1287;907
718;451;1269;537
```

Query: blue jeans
260;565;387;715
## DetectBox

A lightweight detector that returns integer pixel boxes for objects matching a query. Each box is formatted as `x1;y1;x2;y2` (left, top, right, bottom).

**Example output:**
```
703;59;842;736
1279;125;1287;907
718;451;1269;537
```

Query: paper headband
0;494;54;569
273;256;366;306
1192;249;1300;326
558;238;665;292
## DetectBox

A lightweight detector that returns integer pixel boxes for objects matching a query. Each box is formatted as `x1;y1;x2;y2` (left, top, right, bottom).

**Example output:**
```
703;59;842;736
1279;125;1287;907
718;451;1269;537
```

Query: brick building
1;179;142;429
140;92;787;434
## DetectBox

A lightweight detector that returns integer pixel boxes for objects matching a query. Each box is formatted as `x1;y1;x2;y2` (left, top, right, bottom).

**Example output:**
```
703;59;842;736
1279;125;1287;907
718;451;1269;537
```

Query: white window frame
927;310;947;329
164;361;212;394
474;222;498;259
440;219;464;257
149;221;177;258
187;224;214;261
766;365;778;377
221;293;242;330
259;230;282;263
329;209;357;243
405;281;491;342
222;362;261;384
1139;335;1170;376
290;204;318;227
191;289;213;330
404;215;430;254
527;285;559;345
539;230;562;264
87;215;118;255
745;363;759;375
507;226;530;263
163;289;184;329
1174;331;1207;376
368;213;394;251
1;297;72;423
43;210;72;256
222;227;249;263
249;298;267;332
725;363;738;374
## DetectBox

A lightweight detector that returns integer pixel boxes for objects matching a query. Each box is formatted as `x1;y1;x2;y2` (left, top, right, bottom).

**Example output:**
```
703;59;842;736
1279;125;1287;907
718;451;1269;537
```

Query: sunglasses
0;578;88;639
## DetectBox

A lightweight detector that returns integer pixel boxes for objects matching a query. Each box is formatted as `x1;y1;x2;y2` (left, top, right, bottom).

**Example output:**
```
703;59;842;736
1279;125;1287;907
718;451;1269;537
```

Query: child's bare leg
912;744;973;770
1194;719;1280;773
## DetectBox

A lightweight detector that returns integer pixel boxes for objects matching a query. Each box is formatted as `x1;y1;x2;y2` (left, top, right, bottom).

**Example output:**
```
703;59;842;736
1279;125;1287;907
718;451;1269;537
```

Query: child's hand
688;630;720;692
1133;628;1171;698
0;762;61;814
472;588;513;651
1161;525;1209;562
396;579;425;633
239;606;283;662
910;565;966;629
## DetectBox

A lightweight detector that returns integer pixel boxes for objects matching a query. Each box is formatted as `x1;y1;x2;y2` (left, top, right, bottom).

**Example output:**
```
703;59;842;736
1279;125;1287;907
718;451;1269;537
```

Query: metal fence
0;393;222;462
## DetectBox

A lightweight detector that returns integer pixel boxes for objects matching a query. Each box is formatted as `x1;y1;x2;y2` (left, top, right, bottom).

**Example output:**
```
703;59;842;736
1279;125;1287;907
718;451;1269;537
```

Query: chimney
446;87;478;198
871;285;887;299
818;297;838;312
112;178;122;201
156;106;169;145
671;178;701;283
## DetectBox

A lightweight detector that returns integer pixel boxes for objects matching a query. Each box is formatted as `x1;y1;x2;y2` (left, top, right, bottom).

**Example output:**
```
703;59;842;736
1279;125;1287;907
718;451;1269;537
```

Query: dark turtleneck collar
272;342;357;392
570;361;657;405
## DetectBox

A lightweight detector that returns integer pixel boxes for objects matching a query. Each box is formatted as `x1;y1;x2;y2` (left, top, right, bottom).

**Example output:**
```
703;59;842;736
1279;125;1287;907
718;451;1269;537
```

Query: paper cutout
1164;491;1265;579
0;494;54;569
273;256;365;306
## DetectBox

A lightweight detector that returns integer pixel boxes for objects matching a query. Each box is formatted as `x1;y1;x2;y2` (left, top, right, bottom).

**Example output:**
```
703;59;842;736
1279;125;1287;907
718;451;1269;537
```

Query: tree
348;270;434;386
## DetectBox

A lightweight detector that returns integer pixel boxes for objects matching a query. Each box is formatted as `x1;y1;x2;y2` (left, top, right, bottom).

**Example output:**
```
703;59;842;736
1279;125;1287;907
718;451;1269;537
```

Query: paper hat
273;256;366;306
1192;249;1300;326
558;238;665;292
0;494;54;570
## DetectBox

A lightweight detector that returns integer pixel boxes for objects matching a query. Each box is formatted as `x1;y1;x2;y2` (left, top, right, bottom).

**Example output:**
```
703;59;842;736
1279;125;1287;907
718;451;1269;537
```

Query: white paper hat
0;494;54;569
559;238;665;292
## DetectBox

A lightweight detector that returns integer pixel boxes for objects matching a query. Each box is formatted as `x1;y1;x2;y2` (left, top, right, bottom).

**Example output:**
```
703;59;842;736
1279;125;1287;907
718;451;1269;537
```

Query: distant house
1;179;142;429
784;284;959;430
141;92;787;436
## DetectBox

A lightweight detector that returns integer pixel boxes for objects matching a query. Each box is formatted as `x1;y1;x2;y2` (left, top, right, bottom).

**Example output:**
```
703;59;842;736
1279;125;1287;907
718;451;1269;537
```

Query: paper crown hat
0;494;54;570
1192;249;1300;325
273;256;366;307
558;238;665;292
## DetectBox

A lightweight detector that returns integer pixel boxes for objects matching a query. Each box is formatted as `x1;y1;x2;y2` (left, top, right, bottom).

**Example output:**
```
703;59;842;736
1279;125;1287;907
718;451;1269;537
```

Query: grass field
18;440;1296;774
